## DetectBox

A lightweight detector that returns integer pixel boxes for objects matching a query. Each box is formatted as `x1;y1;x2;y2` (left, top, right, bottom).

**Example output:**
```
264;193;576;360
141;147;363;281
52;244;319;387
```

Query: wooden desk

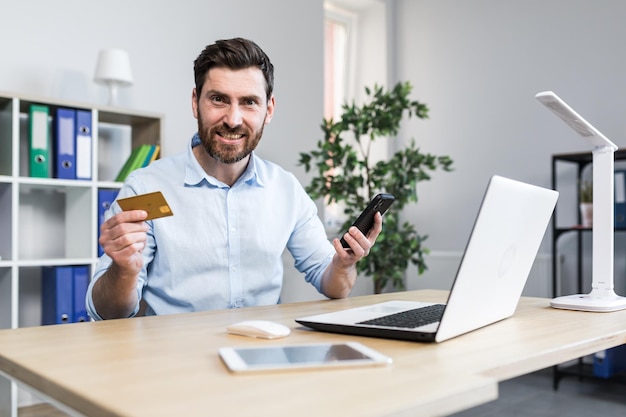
1;289;626;417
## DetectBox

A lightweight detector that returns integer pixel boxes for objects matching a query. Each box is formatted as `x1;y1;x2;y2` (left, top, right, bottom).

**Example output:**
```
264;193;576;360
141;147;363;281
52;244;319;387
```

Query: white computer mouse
226;320;291;339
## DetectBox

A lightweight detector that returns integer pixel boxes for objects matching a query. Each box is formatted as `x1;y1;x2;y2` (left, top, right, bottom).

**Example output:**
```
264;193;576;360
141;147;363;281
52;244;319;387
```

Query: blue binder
41;266;73;325
54;108;77;179
593;344;626;378
75;110;92;180
72;265;90;323
98;189;120;256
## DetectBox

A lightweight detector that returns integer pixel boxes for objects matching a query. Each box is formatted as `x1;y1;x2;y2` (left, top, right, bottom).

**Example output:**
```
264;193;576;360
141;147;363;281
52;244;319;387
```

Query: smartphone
340;193;395;248
218;342;392;373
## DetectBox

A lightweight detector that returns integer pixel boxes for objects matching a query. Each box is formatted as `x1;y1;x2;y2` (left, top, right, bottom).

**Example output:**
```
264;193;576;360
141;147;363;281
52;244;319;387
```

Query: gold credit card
117;191;174;220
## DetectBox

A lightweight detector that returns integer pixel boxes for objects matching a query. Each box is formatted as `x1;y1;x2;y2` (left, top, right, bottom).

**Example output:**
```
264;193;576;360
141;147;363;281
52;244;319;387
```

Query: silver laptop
296;175;558;342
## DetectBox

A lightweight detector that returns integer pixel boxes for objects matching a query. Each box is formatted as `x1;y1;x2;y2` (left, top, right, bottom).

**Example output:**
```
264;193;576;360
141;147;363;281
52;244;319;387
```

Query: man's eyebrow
203;88;224;96
240;94;263;103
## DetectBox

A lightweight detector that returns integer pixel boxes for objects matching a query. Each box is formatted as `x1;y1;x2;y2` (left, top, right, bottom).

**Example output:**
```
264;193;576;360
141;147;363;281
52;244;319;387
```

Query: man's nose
224;104;243;127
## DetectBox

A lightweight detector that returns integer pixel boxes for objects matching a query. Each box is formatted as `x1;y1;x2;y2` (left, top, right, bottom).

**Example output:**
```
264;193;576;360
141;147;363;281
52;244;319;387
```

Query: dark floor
449;367;626;417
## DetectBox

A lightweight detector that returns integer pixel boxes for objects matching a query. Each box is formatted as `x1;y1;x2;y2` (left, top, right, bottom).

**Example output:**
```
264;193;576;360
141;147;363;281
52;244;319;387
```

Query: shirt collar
184;133;263;188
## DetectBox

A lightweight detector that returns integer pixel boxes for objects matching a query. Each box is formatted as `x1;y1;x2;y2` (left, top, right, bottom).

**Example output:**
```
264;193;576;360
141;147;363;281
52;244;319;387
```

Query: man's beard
197;114;264;164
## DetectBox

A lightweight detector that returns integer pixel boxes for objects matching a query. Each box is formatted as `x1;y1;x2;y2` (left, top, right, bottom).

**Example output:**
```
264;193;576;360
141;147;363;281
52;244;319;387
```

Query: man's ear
265;95;275;124
191;88;199;119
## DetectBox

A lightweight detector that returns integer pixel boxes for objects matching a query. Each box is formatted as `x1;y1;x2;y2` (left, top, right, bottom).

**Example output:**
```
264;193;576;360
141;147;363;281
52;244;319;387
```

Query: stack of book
115;144;160;182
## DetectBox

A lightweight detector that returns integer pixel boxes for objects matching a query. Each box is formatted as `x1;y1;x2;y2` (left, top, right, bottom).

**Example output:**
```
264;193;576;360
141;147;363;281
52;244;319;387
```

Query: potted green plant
299;82;453;293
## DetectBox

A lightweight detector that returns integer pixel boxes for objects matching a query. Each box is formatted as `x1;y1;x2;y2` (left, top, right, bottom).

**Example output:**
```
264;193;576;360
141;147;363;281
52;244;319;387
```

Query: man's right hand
99;210;149;275
93;210;148;319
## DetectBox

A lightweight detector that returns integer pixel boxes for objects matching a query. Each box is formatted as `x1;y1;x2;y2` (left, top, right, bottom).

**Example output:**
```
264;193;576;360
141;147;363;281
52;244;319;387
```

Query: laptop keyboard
357;304;446;328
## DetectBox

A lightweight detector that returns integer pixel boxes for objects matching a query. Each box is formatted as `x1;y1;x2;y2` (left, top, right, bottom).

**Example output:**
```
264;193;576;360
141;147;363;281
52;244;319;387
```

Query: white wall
0;0;323;179
0;0;327;302
280;0;390;302
6;0;624;301
392;0;626;290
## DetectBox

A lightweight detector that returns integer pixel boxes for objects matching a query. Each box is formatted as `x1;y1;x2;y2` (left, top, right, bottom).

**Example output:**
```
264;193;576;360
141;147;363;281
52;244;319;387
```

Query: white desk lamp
94;49;133;106
536;91;626;312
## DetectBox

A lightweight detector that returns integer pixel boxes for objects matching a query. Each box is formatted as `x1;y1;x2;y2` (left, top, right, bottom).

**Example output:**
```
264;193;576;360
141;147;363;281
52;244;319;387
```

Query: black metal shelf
553;362;626;390
551;149;626;390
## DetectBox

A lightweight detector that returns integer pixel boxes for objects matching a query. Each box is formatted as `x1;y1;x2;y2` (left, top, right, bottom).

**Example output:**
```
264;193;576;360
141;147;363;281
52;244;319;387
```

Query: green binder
29;104;51;178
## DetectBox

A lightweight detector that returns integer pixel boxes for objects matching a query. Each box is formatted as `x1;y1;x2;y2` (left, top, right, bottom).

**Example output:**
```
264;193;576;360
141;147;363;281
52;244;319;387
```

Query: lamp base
551;293;626;312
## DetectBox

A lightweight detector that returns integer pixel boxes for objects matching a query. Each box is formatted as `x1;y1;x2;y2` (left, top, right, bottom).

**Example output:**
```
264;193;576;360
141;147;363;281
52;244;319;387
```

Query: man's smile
220;132;245;140
215;130;247;144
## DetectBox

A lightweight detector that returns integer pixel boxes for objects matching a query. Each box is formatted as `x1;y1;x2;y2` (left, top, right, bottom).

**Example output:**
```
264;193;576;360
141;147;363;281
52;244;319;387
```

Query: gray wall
393;0;626;291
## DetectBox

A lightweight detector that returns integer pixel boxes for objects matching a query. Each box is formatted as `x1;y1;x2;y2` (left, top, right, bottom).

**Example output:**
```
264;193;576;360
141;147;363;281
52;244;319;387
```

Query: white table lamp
536;90;626;312
94;48;133;106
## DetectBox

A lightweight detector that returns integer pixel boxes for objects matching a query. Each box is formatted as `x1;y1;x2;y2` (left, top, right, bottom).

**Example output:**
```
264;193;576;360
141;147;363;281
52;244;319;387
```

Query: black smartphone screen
340;193;395;248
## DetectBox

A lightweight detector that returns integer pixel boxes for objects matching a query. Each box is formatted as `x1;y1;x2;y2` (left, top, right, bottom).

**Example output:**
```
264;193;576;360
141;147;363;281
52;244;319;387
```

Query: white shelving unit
0;91;162;416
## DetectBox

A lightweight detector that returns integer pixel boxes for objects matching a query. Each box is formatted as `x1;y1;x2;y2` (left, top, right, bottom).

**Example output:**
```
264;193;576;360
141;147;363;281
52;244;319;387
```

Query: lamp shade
94;49;133;86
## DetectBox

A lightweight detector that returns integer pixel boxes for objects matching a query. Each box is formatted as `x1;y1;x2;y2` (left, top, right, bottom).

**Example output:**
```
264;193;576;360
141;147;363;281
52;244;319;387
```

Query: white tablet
218;342;392;373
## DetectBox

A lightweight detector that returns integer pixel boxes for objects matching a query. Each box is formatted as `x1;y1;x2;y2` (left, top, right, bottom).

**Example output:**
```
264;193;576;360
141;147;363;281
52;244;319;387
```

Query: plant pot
580;202;593;228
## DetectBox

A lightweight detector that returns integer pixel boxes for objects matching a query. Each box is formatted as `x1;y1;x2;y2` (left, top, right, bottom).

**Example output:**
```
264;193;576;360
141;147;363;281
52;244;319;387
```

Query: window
322;1;387;233
324;3;355;121
322;4;356;231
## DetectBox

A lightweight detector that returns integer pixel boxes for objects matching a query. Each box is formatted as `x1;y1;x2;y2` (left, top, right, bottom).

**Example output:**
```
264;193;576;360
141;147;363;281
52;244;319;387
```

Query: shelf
0;182;11;261
553;226;626;240
555;362;626;389
0;267;11;329
0;97;13;178
552;149;626;165
0;90;163;415
19;185;92;260
551;149;626;390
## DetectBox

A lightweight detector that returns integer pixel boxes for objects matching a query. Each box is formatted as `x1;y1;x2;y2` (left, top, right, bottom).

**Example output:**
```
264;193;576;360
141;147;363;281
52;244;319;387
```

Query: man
87;37;382;320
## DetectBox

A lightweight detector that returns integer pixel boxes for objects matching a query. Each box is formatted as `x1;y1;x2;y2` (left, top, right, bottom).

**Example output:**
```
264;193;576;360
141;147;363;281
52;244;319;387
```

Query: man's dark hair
194;37;274;101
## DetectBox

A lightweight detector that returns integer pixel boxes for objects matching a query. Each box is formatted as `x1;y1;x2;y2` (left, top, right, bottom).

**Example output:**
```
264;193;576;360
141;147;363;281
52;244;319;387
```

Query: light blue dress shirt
86;134;335;319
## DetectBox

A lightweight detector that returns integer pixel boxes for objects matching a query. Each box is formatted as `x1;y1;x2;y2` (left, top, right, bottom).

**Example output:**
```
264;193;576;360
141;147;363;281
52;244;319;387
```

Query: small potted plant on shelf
580;180;593;228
